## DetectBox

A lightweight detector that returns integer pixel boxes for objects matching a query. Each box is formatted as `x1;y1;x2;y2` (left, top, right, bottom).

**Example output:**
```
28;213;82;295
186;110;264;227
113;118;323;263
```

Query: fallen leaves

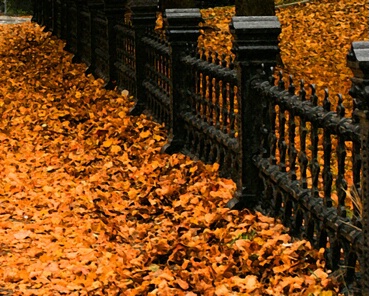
277;0;368;107
13;229;33;240
198;0;368;108
0;11;345;296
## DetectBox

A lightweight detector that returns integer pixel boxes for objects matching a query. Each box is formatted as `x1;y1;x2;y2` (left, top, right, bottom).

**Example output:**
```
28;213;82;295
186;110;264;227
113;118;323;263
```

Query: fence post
49;0;56;34
161;8;203;154
86;0;127;88
43;0;53;31
85;0;104;74
71;0;91;64
102;0;128;88
40;0;46;27
31;0;39;23
129;0;158;115
64;0;79;54
227;17;281;209
60;0;68;40
347;41;369;295
52;0;61;38
38;0;45;27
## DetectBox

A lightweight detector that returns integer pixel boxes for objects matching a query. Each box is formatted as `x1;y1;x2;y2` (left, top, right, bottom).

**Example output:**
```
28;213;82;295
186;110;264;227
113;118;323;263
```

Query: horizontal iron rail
255;81;361;143
182;55;238;84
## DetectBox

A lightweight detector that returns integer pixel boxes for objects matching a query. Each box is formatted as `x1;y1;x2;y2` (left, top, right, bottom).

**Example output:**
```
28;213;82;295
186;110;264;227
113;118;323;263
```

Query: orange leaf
13;230;32;240
139;130;151;139
175;278;189;290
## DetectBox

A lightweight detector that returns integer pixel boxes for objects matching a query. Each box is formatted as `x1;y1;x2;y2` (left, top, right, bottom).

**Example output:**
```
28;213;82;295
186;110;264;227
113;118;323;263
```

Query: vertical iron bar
336;94;348;217
288;76;297;181
310;84;320;198
347;40;369;295
322;89;333;207
278;105;287;172
299;80;308;189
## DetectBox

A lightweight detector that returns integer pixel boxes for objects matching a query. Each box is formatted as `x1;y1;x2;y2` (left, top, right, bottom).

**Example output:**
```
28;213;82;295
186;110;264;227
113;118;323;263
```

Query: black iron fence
31;0;369;294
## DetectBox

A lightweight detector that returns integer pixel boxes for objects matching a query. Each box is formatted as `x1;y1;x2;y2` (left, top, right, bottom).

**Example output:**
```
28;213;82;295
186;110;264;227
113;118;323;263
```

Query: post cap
230;16;281;63
231;16;281;31
347;41;369;79
164;8;203;43
130;0;157;27
164;8;203;26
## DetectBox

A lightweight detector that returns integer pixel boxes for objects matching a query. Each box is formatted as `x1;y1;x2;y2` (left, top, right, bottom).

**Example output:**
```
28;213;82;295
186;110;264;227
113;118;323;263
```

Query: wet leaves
0;18;342;296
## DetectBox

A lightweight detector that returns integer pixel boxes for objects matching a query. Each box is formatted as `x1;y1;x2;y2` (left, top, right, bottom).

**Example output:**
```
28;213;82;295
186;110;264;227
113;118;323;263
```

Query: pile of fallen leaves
0;21;341;296
198;0;368;108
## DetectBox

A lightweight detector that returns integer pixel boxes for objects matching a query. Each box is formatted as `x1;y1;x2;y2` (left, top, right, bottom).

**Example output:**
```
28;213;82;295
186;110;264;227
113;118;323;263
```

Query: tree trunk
160;0;195;11
235;0;275;16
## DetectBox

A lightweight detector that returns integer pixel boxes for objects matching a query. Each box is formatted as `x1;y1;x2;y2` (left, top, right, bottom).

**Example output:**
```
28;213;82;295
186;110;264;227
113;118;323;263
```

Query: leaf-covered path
0;22;339;296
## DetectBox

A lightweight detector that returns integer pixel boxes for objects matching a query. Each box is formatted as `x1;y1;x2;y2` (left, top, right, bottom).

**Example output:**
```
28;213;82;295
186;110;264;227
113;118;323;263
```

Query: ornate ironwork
181;50;239;180
65;0;79;55
253;69;362;292
347;41;369;295
59;0;68;40
129;0;158;115
75;1;92;66
31;0;40;24
228;16;281;208
43;0;53;30
32;3;369;293
115;16;136;96
161;8;203;154
91;9;110;79
86;0;127;88
52;0;62;38
142;30;171;126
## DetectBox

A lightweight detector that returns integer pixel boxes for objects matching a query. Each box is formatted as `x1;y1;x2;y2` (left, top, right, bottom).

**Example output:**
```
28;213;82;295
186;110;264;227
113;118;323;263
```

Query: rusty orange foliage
199;0;368;108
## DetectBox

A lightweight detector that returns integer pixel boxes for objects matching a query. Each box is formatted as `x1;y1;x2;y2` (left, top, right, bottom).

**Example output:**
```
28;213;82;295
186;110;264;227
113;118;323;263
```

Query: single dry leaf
111;144;122;154
140;130;151;139
13;230;32;240
103;138;113;147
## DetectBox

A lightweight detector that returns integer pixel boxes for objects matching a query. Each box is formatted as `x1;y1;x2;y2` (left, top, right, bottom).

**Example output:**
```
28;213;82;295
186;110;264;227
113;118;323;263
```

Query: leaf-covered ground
0;19;342;296
199;0;368;108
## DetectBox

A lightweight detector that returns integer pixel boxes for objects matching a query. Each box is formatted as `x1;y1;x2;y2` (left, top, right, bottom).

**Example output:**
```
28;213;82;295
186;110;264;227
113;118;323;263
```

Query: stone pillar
347;40;369;295
227;16;281;208
161;8;203;154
